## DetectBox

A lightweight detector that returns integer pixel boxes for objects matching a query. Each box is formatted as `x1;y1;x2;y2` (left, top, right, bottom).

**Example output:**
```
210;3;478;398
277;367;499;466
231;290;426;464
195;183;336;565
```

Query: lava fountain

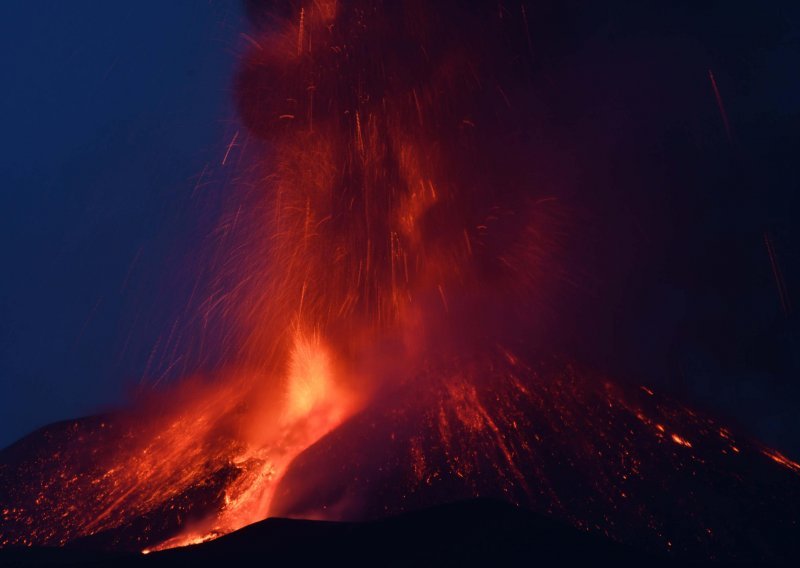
1;1;799;563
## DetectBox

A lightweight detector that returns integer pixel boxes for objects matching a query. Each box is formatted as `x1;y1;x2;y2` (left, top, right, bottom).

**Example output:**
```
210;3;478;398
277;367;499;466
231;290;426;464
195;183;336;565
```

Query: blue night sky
0;2;243;447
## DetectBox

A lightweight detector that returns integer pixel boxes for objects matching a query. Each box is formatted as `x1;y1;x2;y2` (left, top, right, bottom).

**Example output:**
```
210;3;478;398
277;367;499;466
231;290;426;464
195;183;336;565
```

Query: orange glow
670;434;692;448
143;330;358;551
763;449;800;473
3;4;800;562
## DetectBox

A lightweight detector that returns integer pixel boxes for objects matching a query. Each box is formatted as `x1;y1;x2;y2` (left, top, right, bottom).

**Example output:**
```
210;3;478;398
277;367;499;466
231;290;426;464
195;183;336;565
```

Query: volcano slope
1;358;798;563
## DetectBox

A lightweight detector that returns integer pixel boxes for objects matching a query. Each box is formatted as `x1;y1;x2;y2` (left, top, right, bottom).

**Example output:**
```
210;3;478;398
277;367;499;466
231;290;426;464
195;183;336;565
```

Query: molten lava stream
3;2;799;563
144;330;358;552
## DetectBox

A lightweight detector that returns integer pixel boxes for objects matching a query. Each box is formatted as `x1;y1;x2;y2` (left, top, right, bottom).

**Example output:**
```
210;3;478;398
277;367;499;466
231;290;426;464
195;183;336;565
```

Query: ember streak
1;1;799;563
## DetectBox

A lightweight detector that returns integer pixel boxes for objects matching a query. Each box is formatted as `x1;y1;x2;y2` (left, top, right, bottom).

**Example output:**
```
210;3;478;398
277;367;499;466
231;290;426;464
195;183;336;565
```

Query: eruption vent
1;1;799;563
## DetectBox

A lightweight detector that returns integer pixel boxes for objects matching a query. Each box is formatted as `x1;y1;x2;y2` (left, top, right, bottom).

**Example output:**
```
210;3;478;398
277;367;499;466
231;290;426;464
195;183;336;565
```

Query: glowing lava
1;1;799;563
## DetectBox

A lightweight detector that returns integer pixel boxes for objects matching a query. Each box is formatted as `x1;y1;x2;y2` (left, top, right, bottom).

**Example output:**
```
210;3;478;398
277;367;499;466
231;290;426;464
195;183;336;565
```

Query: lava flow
1;1;799;563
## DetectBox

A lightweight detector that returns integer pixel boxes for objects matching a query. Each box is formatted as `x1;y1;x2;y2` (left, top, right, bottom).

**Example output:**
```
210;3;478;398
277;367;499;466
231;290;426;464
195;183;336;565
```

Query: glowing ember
763;449;800;474
670;434;692;448
1;1;799;563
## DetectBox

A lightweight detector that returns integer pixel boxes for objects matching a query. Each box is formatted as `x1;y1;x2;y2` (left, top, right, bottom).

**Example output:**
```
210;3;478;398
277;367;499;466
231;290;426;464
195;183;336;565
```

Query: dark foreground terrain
0;499;679;567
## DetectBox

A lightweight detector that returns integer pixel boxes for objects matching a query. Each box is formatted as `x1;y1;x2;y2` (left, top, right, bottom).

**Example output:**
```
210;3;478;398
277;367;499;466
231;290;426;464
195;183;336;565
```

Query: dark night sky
0;1;244;447
1;1;799;458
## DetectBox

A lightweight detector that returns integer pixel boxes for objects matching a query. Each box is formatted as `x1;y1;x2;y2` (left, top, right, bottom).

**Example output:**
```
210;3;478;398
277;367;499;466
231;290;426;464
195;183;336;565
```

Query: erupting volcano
2;1;799;564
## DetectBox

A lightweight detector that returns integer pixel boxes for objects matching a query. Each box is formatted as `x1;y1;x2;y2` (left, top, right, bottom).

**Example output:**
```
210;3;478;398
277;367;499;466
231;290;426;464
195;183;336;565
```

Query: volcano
1;500;679;567
2;356;799;562
2;0;799;565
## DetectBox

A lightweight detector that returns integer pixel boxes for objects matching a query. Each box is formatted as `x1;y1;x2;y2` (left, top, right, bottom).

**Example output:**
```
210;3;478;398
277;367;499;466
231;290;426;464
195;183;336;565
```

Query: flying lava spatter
1;1;799;562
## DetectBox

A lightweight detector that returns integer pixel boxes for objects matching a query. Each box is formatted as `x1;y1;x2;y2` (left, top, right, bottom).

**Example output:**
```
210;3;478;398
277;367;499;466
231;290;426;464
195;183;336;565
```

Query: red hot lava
1;1;799;562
